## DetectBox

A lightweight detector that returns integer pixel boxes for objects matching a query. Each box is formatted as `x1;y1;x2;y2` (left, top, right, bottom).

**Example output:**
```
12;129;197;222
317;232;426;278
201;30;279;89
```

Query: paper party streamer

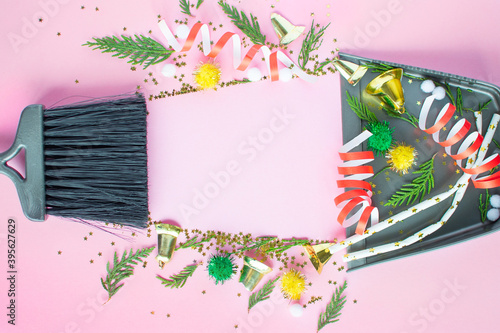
419;95;500;188
334;130;379;235
158;20;317;82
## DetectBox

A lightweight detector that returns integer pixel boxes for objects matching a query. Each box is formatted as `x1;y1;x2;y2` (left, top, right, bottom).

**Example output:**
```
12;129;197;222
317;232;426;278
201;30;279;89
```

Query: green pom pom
207;253;237;285
366;121;394;155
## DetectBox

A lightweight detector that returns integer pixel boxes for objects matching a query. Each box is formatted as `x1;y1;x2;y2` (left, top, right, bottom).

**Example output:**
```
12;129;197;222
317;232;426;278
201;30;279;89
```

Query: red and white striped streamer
157;20;317;83
334;130;379;235
419;95;500;188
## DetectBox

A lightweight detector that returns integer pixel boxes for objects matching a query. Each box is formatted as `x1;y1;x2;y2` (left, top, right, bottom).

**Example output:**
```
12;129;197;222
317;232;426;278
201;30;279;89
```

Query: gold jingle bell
270;13;305;45
365;68;406;114
303;243;336;274
155;223;182;269
332;59;368;86
239;256;272;292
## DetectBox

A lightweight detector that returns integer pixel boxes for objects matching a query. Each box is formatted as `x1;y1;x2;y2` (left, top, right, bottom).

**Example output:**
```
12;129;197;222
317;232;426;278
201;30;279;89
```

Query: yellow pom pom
280;269;307;300
193;61;221;90
386;142;417;174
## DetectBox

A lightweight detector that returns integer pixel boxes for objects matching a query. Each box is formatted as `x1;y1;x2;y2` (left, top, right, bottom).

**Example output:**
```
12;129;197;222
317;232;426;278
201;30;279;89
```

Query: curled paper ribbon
158;20;317;83
419;95;500;188
334;130;379;235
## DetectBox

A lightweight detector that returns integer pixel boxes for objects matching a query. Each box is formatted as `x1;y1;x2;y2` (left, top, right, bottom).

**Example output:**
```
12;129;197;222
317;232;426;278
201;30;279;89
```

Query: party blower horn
239;256;272;291
303;243;335;274
155;223;182;268
332;59;368;86
365;68;406;114
0;94;149;228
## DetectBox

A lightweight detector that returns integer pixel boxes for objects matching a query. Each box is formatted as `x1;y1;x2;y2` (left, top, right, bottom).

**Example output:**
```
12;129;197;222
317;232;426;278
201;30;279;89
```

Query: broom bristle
43;94;149;228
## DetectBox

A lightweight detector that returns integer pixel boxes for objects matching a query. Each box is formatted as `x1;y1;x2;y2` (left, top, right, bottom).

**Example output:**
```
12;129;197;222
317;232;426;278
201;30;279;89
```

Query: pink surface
1;0;500;332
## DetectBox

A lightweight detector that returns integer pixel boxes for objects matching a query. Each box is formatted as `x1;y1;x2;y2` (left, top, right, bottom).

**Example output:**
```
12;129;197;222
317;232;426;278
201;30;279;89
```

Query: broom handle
0;105;45;221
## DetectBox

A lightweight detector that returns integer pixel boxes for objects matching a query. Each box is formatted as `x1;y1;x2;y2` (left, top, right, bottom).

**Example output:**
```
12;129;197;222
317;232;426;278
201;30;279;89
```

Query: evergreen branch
264;238;311;254
464;99;491;113
176;234;216;251
218;1;266;45
101;246;155;301
385;156;436;207
363;62;422;80
493;138;500;150
196;0;204;9
346;91;379;124
479;190;491;223
179;0;193;16
317;280;347;332
248;276;280;312
385;108;418;128
298;20;330;70
157;263;199;289
83;35;173;69
456;87;463;115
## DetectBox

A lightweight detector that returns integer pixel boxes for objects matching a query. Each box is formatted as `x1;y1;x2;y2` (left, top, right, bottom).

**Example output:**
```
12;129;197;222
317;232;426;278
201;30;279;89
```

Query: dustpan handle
0;105;45;221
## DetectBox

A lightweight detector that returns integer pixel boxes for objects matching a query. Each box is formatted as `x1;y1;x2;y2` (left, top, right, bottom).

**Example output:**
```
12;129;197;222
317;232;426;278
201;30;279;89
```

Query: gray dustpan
337;52;500;271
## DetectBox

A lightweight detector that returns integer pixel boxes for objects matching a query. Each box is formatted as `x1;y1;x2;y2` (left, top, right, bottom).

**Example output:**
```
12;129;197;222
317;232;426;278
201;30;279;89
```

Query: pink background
1;0;500;332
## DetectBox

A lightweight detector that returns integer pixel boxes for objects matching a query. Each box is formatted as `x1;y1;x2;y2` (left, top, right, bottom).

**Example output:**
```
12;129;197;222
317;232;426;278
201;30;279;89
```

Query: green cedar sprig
157;263;199;289
479;190;491;223
83;35;173;69
317;280;347;332
363;62;422;80
176;234;216;251
248;276;280;312
345;91;379;124
464;99;491;113
101;246;155;301
196;0;204;9
298;20;331;71
385;155;436;207
385;108;419;128
179;0;193;16
218;1;266;45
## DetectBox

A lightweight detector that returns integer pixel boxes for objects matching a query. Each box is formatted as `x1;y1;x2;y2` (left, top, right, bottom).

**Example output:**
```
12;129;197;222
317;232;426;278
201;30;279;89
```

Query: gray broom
0;94;149;228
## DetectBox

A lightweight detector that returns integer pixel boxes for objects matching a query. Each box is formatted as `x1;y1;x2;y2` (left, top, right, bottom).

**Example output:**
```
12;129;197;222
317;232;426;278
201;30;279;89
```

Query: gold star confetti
58;251;62;255
84;236;88;241
202;290;206;294
442;153;447;157
416;101;421;106
111;242;115;246
443;127;447;131
75;79;79;84
98;252;102;256
353;299;358;304
412;208;417;213
95;7;99;11
415;138;420;143
237;293;241;297
491;125;496;130
81;5;85;9
369;248;375;253
456;169;461;174
449;184;454;189
234;325;238;329
151;311;155;315
389;211;393;216
408;79;413;84
143;261;147;268
435;198;441;202
442;161;447;166
388;219;394;224
166;314;170;318
418;233;423;238
57;32;61;36
399;230;404;234
90;259;94;264
394;242;400;246
423;135;428;140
